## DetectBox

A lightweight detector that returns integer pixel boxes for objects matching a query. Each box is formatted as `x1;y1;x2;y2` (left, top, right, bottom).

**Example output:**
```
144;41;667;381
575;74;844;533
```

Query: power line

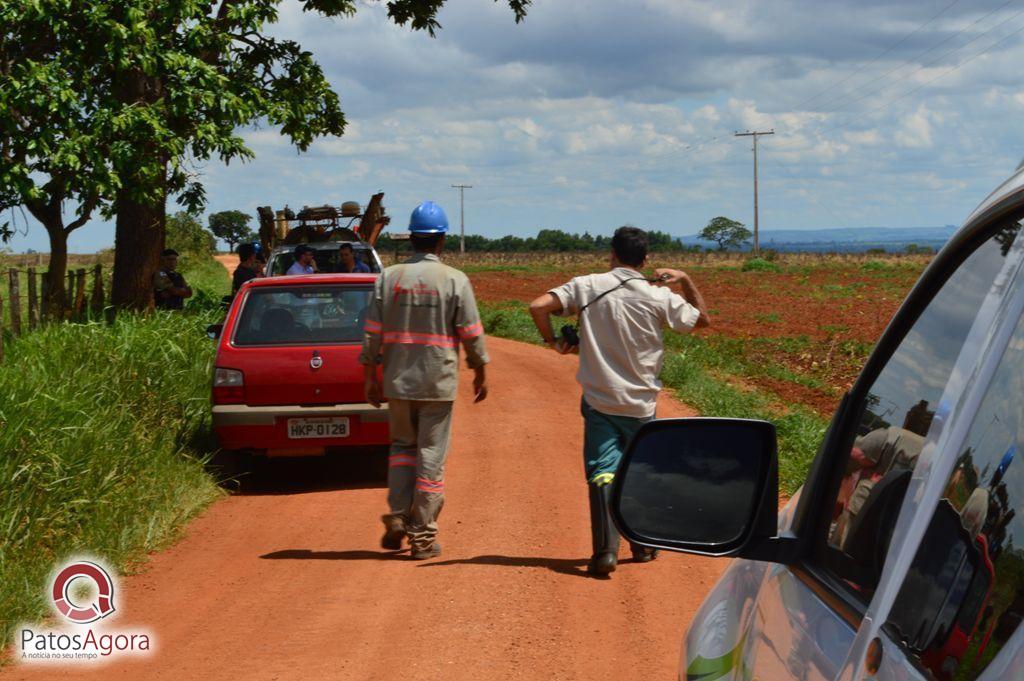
793;0;964;112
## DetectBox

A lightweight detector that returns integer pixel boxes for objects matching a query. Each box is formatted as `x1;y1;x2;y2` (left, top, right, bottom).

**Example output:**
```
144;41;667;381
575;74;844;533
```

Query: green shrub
861;260;891;271
0;311;223;643
741;257;781;273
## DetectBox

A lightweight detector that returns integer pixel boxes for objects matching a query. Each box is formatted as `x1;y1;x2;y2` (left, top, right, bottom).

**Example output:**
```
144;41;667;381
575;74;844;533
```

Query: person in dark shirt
153;249;193;310
339;243;371;273
232;243;263;294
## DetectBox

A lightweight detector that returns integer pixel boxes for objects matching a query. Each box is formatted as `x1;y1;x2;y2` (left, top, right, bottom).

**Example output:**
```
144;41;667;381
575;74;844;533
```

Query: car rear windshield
233;285;373;345
269;247;378;275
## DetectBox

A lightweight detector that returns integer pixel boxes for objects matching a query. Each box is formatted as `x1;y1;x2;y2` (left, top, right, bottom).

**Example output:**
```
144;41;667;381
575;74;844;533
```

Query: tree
208;210;255;252
2;1;530;310
0;6;121;316
167;212;216;255
699;217;751;251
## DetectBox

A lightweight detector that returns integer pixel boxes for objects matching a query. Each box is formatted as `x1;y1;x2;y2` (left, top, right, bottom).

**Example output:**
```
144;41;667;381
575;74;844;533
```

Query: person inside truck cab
339;243;370;273
287;244;318;275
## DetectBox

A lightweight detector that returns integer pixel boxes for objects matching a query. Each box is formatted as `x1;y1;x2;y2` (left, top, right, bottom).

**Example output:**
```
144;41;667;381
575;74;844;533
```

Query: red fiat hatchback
209;274;389;458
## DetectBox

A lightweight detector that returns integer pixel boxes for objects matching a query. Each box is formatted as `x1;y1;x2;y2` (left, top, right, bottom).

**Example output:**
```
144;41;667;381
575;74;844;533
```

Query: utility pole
734;129;773;256
451;184;473;254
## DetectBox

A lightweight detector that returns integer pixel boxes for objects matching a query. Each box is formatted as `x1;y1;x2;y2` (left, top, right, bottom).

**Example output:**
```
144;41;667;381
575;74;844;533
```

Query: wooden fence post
8;269;22;336
0;289;5;363
74;269;87;316
91;264;105;315
40;274;49;323
27;267;39;329
66;271;74;311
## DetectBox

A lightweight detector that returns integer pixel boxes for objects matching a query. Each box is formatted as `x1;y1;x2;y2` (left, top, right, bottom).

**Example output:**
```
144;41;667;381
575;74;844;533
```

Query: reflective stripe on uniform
364;319;382;334
388;454;417;468
457;322;483;339
415;477;444;493
382;331;459;348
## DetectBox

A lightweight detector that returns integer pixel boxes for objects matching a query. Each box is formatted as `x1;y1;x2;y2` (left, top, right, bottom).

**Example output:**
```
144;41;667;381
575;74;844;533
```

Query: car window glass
825;220;1023;599
885;294;1024;679
271;247;378;275
233;286;372;345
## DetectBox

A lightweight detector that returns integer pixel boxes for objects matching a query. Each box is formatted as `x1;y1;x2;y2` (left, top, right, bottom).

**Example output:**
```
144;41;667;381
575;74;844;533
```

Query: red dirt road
6;338;724;680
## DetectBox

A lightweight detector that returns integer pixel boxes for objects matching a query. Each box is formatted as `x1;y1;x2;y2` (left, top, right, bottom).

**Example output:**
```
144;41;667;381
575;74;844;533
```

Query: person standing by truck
360;201;490;560
528;226;710;576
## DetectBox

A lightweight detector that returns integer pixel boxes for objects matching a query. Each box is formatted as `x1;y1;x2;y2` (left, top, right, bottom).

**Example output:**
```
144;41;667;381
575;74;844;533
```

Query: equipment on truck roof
256;192;391;255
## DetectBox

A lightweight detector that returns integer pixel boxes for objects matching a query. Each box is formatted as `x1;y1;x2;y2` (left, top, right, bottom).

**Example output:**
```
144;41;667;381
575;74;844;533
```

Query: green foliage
208;210;255;252
0;0;530;257
0;310;224;643
741;257;780;272
166;212;216;256
699;216;751;251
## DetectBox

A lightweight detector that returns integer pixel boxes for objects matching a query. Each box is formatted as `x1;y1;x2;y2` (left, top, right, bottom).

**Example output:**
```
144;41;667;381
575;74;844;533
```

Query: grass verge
0;257;229;647
478;300;827;494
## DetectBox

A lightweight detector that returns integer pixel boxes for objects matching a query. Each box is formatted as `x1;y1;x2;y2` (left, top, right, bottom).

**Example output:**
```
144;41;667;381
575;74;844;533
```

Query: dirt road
7;337;724;680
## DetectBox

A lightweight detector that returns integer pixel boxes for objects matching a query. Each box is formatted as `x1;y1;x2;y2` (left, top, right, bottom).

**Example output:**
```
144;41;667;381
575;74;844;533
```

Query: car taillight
213;368;245;404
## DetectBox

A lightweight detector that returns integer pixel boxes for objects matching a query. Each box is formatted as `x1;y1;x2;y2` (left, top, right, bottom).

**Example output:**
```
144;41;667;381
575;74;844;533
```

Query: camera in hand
560;324;580;347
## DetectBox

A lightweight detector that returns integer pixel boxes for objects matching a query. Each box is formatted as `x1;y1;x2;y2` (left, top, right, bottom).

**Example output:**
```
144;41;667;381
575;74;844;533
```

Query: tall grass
0;257;229;646
477;301;826;494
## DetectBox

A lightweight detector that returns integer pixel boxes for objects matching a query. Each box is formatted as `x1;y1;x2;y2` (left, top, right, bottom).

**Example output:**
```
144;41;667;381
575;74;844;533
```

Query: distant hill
680;225;959;253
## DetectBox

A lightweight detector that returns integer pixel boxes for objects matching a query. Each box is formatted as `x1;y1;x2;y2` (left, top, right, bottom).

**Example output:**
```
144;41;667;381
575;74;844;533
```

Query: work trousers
383;398;454;551
581;398;653;483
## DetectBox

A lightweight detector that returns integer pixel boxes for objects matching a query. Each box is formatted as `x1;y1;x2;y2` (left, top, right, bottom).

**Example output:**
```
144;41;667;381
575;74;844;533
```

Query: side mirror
220;295;233;310
612;418;790;560
206;323;223;340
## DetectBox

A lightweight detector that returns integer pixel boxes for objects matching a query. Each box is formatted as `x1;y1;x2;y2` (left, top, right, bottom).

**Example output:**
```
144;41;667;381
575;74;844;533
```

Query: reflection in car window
825;219;1022;598
233;286;372;345
886;298;1024;680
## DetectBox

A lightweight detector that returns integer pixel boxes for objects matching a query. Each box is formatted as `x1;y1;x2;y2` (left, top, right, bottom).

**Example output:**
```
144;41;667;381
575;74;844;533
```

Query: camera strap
578;276;652;315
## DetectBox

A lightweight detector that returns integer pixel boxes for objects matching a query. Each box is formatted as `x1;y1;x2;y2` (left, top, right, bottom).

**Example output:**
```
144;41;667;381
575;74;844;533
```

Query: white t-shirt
286;262;314;276
550;267;700;418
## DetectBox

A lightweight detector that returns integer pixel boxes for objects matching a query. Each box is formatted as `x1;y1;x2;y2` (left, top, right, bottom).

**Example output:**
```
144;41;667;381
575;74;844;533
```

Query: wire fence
0;264;112;363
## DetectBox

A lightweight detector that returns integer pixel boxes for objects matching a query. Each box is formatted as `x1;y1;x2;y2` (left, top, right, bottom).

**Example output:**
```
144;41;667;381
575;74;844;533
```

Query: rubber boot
631;544;659;563
380;514;406;551
587;482;620;575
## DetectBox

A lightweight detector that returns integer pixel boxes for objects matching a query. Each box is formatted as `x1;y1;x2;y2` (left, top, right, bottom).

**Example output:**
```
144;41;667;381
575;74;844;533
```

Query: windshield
269;246;378;275
233;285;373;345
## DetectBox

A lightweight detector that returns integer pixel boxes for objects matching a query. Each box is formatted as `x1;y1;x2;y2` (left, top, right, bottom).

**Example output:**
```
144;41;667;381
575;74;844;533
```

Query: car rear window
269;247;378;275
232;285;373;345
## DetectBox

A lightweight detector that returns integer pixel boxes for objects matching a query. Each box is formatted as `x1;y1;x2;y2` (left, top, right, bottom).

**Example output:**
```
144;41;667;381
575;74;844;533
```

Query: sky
7;0;1024;253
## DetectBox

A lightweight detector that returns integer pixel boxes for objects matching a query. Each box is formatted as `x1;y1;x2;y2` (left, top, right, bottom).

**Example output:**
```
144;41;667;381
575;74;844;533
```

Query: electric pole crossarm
734;129;774;257
451;184;473;254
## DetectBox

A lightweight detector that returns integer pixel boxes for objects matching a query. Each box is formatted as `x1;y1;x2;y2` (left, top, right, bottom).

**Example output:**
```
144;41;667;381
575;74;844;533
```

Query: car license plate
287;417;349;439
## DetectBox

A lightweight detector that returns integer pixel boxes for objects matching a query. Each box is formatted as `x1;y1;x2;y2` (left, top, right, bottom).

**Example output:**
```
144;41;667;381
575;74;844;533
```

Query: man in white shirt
529;226;710;576
286;245;318;275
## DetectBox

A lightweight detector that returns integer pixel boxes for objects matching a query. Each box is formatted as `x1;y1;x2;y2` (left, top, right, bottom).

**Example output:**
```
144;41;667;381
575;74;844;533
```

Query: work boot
587;482;620;576
631;545;659;563
410;542;442;560
380;515;406;551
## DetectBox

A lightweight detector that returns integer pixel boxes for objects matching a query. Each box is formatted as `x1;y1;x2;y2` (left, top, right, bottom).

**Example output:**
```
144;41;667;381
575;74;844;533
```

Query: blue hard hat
409;201;449;234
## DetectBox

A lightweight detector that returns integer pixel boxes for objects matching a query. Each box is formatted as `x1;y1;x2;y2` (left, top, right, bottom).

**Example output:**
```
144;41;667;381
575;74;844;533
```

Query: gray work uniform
359;253;489;551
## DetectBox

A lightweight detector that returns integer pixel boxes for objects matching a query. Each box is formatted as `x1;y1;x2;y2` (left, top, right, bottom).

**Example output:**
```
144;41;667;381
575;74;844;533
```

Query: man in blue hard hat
359;200;490;560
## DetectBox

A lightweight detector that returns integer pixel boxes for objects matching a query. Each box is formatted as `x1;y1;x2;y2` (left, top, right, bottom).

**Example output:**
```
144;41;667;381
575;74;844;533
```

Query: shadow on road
208;447;389;496
260;549;403;561
417;554;606;578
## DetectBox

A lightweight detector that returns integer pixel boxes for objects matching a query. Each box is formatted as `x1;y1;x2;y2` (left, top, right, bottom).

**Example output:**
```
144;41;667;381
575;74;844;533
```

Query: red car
209;273;388;458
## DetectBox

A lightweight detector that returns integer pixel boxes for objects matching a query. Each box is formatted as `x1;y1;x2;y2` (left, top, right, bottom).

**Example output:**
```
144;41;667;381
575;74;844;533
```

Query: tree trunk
42;223;70;319
111;184;167;310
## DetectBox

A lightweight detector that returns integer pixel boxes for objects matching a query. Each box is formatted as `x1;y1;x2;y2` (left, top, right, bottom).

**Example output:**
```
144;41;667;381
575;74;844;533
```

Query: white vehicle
612;167;1024;680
